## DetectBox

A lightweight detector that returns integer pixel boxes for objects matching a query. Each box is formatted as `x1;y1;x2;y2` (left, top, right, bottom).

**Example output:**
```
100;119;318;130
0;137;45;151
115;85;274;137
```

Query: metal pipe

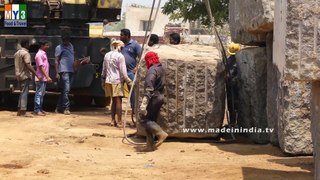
122;0;162;146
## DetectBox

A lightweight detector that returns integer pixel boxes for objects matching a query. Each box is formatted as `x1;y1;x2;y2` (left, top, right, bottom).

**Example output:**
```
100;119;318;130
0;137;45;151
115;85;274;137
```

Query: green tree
162;0;228;27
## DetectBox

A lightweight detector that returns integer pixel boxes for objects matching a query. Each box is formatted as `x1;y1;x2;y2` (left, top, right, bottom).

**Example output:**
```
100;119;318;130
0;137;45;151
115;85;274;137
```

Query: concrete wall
125;6;188;36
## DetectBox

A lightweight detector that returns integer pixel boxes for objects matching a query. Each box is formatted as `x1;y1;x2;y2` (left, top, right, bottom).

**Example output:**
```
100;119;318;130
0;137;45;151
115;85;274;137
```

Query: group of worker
14;33;76;117
14;28;182;151
100;29;180;151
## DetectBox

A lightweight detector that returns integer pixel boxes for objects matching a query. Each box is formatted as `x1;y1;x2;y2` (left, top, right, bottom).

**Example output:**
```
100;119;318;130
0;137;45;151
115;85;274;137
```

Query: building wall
125;6;188;36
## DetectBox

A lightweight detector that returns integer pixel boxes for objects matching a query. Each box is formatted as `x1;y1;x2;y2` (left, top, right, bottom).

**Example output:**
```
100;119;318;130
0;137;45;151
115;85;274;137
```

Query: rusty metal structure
0;0;122;106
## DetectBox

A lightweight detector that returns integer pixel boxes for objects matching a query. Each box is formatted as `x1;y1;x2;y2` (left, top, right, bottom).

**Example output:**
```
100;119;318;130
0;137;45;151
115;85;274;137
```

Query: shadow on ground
242;167;312;180
268;157;313;172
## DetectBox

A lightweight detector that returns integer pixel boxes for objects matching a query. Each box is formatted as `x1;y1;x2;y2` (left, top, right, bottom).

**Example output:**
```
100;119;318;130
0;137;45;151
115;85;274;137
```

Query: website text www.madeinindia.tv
182;127;274;134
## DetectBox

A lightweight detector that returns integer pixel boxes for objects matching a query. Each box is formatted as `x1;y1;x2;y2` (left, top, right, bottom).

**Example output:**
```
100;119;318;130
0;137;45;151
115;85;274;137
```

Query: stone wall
136;45;225;138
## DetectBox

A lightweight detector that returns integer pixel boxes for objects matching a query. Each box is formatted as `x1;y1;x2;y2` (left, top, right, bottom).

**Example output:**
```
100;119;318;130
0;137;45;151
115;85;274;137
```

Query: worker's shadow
214;135;313;178
241;166;313;180
268;157;313;172
133;145;155;153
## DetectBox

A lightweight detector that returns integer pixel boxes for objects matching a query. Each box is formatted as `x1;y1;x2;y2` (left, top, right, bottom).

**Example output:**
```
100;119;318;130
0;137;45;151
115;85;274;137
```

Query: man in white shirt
101;40;132;127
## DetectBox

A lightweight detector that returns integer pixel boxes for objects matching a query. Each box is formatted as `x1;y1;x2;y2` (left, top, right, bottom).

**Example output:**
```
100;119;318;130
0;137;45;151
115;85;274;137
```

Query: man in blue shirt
54;34;74;115
120;29;142;117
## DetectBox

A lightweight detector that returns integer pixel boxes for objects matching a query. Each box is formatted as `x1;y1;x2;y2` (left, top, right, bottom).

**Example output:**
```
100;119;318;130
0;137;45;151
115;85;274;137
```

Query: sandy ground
0;107;313;180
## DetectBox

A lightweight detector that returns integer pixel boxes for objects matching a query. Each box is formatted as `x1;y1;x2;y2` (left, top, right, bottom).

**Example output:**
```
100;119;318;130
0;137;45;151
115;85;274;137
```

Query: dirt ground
0;107;313;180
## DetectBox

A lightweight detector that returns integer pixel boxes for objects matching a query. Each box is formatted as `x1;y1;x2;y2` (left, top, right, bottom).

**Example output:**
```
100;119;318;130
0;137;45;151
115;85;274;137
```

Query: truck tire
94;97;110;107
0;92;3;107
73;95;93;106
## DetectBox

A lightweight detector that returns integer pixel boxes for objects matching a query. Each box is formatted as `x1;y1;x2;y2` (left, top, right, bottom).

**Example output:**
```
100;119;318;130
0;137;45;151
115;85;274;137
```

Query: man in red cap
139;51;168;151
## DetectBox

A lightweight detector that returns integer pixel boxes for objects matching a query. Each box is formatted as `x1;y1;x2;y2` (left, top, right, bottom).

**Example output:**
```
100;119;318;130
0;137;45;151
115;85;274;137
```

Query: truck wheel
94;97;111;107
0;92;3;107
73;95;93;106
3;93;18;107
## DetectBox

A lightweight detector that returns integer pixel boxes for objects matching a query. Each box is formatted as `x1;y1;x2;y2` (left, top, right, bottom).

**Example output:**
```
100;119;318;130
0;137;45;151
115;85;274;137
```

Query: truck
0;0;122;106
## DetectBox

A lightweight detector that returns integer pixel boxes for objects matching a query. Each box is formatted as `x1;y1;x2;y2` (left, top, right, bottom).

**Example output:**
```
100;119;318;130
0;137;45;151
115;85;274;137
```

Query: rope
204;0;236;142
122;0;162;145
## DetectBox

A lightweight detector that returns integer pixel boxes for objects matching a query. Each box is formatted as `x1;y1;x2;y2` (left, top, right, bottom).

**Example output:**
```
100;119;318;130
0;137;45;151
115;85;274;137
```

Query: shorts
123;82;129;98
104;83;124;97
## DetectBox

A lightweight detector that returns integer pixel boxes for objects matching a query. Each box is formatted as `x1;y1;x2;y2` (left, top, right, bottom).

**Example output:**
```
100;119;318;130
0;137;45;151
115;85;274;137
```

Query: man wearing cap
139;51;168;151
101;40;132;127
226;42;240;126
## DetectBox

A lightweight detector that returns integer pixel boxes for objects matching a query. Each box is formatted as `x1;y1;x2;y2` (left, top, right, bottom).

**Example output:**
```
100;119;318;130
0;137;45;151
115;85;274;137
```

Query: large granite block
274;0;320;80
271;0;314;155
229;0;269;45
269;32;313;154
267;64;281;146
311;81;320;179
266;33;280;145
239;0;274;33
236;47;268;144
136;45;225;138
277;81;313;155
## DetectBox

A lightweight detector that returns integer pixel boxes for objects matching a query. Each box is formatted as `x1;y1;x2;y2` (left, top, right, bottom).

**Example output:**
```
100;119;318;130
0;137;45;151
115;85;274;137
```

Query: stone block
237;45;311;153
274;0;320;80
311;81;320;179
239;0;274;33
266;33;280;145
236;47;268;144
136;44;225;138
229;0;270;45
267;32;312;154
277;81;313;155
